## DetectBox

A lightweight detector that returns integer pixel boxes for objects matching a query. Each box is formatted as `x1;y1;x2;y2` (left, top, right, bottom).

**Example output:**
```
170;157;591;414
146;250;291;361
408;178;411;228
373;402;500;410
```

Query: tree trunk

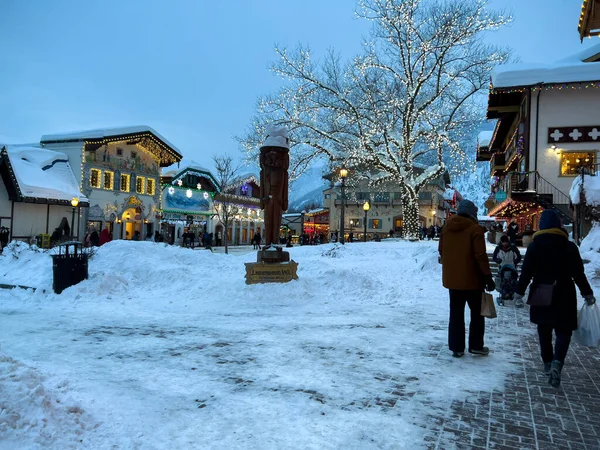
402;192;420;240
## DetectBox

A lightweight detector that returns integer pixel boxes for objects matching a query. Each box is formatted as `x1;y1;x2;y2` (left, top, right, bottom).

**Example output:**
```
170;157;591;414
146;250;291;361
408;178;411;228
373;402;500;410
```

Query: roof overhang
579;0;600;41
487;198;544;218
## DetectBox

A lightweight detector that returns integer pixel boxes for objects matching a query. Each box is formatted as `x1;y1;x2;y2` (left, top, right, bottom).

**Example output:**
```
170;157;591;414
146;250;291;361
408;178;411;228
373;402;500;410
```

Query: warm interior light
71;197;79;208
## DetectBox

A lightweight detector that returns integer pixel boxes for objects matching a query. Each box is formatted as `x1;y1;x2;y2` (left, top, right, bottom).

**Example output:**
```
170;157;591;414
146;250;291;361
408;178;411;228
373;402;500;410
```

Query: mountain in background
452;162;491;213
288;164;328;212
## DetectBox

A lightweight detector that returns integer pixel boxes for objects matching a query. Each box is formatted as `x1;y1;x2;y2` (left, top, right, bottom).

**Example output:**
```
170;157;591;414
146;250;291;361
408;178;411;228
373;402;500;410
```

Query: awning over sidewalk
487;198;544;218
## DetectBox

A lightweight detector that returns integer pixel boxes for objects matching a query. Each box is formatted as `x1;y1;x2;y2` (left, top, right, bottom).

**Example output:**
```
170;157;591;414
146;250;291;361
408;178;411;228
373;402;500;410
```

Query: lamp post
363;201;370;242
70;197;79;240
339;167;348;244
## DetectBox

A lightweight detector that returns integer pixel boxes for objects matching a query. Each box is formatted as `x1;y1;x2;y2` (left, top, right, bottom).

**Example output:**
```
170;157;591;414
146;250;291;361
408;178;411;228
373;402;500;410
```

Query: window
120;174;130;192
356;192;370;200
90;169;101;188
560;151;595;176
116;148;123;156
147;178;155;195
103;171;114;190
393;192;403;200
369;219;382;229
131;151;137;159
418;191;432;200
136;176;146;194
325;194;331;199
374;192;390;202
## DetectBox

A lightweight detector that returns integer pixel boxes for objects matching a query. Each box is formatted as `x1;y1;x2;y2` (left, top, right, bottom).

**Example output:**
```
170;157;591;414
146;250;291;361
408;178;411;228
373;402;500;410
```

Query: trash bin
51;241;88;294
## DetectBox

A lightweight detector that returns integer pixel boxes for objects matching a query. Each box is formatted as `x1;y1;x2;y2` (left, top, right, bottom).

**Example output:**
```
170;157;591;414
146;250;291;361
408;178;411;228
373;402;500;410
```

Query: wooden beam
488;106;520;113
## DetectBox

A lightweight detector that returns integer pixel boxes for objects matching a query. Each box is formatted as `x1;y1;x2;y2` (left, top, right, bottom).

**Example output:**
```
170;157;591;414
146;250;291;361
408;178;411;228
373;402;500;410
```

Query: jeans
448;289;485;352
537;324;572;364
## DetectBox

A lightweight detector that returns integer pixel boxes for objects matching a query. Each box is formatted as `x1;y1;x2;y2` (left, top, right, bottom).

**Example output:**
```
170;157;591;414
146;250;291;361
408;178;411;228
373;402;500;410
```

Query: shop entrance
121;207;141;240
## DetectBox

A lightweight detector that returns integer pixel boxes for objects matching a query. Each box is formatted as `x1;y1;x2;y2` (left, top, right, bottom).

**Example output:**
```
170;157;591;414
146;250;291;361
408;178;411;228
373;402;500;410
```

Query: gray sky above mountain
0;0;595;171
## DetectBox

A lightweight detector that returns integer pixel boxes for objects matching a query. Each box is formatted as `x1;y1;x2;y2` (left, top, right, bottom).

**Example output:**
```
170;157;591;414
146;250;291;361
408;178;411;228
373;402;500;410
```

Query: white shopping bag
573;303;600;348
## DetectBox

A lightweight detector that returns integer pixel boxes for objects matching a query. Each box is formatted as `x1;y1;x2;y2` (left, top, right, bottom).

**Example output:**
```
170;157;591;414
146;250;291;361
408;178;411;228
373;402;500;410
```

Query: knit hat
457;199;478;221
539;209;561;230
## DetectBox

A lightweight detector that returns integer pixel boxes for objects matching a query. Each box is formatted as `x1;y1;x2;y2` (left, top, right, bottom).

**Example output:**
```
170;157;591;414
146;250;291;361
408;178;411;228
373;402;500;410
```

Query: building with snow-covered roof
322;167;452;241
0;145;88;244
480;42;600;237
37;126;182;242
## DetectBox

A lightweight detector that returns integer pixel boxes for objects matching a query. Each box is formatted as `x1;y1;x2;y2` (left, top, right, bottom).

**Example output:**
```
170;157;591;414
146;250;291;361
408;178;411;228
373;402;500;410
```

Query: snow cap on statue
457;199;478;221
539;209;561;230
260;124;290;150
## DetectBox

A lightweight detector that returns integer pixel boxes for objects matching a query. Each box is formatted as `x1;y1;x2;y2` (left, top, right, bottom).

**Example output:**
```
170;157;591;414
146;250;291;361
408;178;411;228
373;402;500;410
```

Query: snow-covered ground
0;237;597;449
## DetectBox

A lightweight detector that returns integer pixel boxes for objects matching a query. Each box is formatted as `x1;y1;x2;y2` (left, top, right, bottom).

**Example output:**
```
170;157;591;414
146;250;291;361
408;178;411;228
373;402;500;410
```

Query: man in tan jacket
439;200;495;358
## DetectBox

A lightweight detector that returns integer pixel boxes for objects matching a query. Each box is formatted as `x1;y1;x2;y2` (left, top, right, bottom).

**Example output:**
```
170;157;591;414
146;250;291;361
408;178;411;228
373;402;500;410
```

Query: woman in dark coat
514;210;595;388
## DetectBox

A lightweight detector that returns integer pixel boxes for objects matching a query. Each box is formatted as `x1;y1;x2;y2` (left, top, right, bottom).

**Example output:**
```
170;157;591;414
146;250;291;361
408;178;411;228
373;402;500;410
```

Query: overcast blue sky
0;0;596;168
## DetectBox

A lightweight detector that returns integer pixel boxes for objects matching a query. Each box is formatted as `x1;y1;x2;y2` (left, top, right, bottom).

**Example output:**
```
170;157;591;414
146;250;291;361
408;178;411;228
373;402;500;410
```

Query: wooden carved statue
259;126;290;247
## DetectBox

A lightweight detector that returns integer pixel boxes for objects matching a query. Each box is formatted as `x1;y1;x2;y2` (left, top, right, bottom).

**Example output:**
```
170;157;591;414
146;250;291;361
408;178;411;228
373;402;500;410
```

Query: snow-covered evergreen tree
240;0;510;238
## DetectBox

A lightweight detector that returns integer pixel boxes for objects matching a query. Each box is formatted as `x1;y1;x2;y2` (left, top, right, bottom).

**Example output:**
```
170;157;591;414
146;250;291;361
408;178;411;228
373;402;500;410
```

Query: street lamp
363;201;370;242
339;167;348;244
70;197;79;240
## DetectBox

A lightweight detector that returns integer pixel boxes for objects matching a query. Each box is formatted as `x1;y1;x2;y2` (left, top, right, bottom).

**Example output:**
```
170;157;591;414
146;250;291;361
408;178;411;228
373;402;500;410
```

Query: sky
0;0;597;171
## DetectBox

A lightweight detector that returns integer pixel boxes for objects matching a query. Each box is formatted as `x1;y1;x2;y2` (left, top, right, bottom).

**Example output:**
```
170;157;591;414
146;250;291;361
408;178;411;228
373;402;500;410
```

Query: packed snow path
0;239;598;449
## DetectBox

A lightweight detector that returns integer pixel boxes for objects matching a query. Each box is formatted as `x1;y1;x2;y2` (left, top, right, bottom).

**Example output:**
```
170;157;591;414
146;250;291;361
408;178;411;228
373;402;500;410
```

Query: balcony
490;152;506;176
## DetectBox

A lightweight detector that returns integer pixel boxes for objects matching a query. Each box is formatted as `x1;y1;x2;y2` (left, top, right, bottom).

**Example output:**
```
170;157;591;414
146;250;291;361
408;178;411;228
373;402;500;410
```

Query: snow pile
477;130;493;149
0;240;547;448
0;353;98;449
570;174;600;206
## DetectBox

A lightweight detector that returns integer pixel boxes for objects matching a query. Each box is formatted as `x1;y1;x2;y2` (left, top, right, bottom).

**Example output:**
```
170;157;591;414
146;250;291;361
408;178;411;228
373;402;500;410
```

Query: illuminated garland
78;133;181;167
491;81;600;94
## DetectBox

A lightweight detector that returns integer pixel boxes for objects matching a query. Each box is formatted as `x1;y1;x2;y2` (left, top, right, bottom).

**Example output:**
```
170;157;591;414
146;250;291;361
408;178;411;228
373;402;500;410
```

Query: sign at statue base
245;260;299;284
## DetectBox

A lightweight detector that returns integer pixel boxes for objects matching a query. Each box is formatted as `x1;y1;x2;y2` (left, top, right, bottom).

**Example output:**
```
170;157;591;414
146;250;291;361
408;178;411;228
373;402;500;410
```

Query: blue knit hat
457;199;478;221
539;209;561;230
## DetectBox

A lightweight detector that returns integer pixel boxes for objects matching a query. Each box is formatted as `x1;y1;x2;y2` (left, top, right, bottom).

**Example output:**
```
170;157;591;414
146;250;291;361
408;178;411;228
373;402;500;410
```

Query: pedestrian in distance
507;220;519;245
492;235;522;306
514;209;595;388
100;226;112;246
439;199;495;358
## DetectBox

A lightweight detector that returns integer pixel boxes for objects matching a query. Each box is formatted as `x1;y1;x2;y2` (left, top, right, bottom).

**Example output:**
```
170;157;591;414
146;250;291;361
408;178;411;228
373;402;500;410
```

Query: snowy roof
162;159;213;177
443;188;456;201
491;42;600;88
41;125;176;147
2;145;88;204
477;131;494;149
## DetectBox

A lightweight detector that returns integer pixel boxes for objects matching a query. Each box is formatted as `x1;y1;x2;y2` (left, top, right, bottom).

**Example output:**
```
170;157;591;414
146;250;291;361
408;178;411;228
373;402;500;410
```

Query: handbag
481;292;497;319
527;282;555;306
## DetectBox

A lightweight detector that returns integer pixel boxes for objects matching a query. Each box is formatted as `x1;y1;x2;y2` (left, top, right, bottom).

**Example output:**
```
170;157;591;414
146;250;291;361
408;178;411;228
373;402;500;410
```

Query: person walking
507;220;519;245
439;199;495;358
514;209;595;388
492;235;522;305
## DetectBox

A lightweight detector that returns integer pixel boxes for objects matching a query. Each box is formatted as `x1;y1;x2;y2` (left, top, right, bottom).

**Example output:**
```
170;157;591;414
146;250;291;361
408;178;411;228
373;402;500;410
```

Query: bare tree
212;154;243;255
240;0;511;238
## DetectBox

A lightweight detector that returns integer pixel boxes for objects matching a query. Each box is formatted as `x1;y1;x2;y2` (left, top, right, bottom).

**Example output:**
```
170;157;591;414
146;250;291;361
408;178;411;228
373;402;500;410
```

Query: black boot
549;360;563;388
